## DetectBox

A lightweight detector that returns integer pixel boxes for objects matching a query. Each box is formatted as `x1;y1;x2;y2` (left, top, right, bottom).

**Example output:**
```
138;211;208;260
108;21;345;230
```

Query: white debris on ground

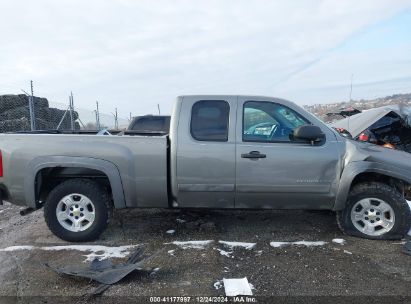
332;238;346;245
0;245;139;261
223;278;253;296
216;248;233;258
270;241;327;248
167;249;175;256
166;229;175;234
165;240;214;249
219;241;256;250
344;250;353;255
214;280;223;290
150;267;161;276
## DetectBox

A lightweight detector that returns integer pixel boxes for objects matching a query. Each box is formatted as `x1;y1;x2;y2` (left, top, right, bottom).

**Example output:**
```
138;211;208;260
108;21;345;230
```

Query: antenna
157;104;161;115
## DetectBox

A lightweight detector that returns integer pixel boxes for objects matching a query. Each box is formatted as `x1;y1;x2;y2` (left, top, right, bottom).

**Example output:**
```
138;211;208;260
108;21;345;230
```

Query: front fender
25;156;126;209
333;160;411;210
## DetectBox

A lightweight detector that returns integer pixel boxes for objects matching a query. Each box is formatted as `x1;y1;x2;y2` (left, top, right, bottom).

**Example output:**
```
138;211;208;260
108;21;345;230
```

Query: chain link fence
0;94;129;133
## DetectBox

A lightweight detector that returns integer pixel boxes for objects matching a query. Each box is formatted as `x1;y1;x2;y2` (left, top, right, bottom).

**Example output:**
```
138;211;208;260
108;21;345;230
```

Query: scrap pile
0;94;79;133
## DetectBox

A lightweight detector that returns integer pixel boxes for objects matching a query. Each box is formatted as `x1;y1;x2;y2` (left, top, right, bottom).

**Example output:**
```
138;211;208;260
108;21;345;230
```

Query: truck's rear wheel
44;179;111;242
337;182;411;240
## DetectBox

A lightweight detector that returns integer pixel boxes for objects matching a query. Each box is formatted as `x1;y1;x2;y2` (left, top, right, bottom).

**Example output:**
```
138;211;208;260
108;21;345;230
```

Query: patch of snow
392;241;406;245
167;249;175;256
269;242;289;248
166;229;175;234
343;250;353;255
270;241;327;248
176;218;186;223
165;240;213;249
223;278;253;296
0;245;35;251
216;248;233;258
219;241;256;250
0;245;139;261
332;238;346;245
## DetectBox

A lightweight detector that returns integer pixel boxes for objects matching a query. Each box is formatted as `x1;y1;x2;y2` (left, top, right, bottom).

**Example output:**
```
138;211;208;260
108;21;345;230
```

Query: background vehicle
0;95;410;242
127;115;170;135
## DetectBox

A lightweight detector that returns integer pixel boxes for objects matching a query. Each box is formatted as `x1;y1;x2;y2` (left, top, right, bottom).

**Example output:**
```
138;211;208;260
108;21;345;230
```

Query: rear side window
190;100;229;141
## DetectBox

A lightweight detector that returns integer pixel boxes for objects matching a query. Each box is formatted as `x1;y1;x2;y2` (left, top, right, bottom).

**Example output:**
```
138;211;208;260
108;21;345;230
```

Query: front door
235;97;340;209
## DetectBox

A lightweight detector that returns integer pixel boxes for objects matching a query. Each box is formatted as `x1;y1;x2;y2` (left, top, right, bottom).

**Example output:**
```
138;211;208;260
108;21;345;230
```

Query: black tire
44;179;112;242
337;182;411;240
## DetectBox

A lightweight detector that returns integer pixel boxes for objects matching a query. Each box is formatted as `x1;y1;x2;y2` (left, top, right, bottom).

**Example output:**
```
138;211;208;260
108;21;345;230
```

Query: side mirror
291;125;325;144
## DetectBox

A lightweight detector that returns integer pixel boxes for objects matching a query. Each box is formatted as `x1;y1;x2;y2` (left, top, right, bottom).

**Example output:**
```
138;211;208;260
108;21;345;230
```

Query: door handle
241;151;266;159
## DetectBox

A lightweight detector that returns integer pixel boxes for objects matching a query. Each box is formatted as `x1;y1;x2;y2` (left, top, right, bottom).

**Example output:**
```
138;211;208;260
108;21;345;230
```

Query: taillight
0;150;3;177
358;133;369;142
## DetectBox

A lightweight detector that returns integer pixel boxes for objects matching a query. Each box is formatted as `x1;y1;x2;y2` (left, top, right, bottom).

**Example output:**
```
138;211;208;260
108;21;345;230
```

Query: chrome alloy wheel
350;198;395;236
56;193;96;232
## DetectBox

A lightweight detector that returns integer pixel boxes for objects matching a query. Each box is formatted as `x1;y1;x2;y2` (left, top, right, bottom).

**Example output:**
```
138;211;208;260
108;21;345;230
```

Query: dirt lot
0;202;409;303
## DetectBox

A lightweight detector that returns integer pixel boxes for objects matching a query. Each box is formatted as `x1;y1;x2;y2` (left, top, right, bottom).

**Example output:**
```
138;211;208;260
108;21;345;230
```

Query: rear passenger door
175;96;237;208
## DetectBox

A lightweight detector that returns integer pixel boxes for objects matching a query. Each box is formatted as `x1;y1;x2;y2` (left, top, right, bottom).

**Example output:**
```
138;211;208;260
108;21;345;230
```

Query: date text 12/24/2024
149;296;257;303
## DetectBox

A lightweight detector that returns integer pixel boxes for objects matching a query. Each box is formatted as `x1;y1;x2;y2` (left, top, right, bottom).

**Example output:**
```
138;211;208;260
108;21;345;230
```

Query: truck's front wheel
337;182;411;240
44;179;111;242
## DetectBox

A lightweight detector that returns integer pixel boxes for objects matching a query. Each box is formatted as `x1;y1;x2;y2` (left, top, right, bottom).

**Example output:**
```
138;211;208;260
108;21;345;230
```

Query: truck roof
178;94;289;99
177;95;297;107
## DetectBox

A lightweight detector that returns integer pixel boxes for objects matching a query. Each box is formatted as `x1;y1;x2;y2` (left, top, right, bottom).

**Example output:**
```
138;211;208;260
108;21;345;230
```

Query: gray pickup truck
0;95;410;242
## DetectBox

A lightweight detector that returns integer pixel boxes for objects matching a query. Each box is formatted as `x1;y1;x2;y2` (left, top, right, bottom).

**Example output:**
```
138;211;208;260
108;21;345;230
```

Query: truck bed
0;134;169;208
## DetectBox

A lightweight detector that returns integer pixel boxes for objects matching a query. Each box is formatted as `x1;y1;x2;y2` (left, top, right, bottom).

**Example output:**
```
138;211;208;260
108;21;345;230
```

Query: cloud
0;0;410;119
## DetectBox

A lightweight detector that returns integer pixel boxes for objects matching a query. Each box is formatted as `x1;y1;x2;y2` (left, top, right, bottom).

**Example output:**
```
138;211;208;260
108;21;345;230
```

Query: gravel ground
0;202;409;303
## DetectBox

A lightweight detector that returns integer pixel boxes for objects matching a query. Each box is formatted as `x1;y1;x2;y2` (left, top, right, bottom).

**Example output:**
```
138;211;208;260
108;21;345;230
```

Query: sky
1;0;411;121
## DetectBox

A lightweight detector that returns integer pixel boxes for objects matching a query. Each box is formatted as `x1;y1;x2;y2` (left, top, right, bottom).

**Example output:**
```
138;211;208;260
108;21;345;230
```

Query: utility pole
29;80;36;130
95;101;101;130
347;74;354;133
157;104;161;115
69;91;75;131
112;108;118;130
129;112;132;121
349;74;353;104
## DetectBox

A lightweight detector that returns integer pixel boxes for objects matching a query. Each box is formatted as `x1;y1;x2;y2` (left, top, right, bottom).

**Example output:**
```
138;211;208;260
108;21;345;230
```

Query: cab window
191;100;229;141
243;101;309;142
